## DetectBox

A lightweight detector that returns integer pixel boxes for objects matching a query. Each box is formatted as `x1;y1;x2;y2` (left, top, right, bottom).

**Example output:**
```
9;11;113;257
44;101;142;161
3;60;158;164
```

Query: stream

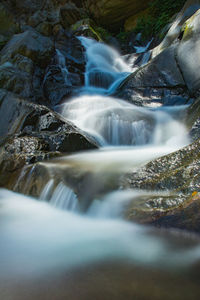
0;37;199;299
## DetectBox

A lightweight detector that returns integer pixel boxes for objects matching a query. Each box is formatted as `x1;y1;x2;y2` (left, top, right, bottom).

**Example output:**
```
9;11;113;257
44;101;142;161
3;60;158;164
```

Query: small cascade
40;181;79;212
62;95;188;147
78;36;132;93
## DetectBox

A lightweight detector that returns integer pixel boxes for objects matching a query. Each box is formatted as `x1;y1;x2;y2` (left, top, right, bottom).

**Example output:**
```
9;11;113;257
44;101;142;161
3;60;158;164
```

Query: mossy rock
71;19;111;42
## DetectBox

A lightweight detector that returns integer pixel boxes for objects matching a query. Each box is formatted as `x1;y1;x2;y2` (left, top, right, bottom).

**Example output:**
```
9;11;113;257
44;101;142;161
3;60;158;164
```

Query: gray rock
0;30;53;68
177;9;200;95
0;63;33;98
116;44;189;106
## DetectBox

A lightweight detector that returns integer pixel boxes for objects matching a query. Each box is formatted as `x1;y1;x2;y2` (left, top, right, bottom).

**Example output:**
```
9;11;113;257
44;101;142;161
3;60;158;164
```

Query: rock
0;93;98;190
43;63;82;106
0;93;98;149
83;0;152;31
0;135;59;189
27;6;60;36
60;2;82;29
121;138;200;232
116;44;189;106
0;62;33;99
0;30;54;68
71;19;103;41
43;33;86;105
176;9;200;95
152;0;200;58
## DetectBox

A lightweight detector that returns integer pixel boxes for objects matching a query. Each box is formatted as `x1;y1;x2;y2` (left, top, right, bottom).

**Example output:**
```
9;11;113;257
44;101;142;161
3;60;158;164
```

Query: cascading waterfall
78;36;132;95
0;36;196;293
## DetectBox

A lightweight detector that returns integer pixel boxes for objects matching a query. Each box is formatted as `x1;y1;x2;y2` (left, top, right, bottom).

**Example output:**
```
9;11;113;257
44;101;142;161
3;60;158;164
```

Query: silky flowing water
0;37;199;298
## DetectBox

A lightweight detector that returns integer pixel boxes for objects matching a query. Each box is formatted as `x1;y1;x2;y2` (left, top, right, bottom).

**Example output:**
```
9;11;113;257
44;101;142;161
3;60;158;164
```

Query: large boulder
0;29;54;102
83;0;152;31
116;44;189;106
152;0;200;58
0;93;98;189
176;9;200;95
0;93;98;149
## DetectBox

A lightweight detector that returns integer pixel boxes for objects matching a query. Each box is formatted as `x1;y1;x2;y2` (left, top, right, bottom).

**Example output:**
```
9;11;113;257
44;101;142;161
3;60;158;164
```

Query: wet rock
0;135;59;189
43;60;82;107
116;44;189;106
0;29;53;68
0;93;98;149
0;93;98;190
121;139;200;232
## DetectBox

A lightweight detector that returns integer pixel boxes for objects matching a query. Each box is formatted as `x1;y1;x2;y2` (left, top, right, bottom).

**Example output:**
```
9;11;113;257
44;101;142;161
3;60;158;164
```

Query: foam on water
62;95;189;147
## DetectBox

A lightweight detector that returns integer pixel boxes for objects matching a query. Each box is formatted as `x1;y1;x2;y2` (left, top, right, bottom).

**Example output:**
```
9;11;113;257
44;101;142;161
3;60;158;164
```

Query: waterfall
55;49;70;85
40;181;79;212
0;36;195;291
78;36;132;94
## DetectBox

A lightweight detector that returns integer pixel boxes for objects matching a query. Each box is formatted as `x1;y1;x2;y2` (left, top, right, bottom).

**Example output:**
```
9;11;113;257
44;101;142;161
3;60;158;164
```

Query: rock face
177;9;200;95
117;7;200;106
116;44;189;106
83;0;152;31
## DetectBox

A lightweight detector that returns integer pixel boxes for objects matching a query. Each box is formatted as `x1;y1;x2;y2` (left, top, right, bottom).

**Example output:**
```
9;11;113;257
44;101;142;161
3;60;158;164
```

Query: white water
1;189;200;281
0;37;195;287
62;95;188;147
78;37;132;95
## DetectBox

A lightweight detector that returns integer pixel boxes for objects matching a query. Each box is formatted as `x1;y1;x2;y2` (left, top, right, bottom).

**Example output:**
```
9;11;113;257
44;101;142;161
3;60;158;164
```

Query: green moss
95;26;111;41
181;14;195;41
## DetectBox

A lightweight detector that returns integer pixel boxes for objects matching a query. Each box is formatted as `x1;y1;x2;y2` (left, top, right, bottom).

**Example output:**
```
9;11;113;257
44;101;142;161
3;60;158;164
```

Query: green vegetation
115;30;130;43
134;0;186;39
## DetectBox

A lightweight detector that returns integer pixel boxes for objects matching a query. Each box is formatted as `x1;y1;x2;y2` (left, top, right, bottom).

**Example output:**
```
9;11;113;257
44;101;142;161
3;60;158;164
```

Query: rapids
0;37;197;298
